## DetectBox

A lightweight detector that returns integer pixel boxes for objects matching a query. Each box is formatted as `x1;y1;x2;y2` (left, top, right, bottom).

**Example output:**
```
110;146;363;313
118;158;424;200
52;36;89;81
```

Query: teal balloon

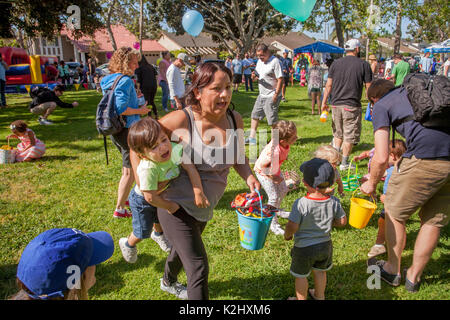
268;0;317;22
182;10;204;37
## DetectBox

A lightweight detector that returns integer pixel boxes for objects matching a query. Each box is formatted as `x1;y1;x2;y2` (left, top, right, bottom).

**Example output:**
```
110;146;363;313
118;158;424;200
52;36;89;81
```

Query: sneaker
118;238;137;263
164;107;169;112
276;209;291;219
403;268;421;293
113;208;132;218
160;278;188;300
245;137;257;145
151;231;172;253
367;244;386;258
38;117;53;125
270;219;285;235
367;258;401;287
339;163;356;171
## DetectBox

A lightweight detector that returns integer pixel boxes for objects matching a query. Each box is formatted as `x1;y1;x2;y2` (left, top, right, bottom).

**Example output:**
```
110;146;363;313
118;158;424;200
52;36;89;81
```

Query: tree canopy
3;0;103;39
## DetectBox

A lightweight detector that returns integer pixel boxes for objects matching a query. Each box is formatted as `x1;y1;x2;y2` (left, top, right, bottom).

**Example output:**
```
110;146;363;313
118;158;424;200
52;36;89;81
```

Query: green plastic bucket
342;159;360;191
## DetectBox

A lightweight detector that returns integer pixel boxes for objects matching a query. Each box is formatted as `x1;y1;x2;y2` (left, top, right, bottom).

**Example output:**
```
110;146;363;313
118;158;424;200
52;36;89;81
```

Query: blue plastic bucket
236;190;274;250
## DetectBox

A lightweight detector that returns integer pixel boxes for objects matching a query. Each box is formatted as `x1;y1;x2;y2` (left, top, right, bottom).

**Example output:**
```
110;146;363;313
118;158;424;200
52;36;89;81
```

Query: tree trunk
106;0;118;51
330;0;345;48
139;0;143;55
393;0;402;54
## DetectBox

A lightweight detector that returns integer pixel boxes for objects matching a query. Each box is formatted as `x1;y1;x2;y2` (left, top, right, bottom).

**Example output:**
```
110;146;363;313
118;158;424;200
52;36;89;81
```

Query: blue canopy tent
423;39;450;54
293;41;345;55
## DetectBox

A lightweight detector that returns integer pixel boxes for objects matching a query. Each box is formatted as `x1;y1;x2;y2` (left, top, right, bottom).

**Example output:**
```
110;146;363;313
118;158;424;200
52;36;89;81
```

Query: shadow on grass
0;264;18;299
90;253;162;296
40;155;79;162
301;135;334;145
208;252;449;300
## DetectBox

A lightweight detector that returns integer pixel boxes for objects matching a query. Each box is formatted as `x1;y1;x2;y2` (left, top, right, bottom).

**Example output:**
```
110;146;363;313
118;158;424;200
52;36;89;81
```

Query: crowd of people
5;37;449;301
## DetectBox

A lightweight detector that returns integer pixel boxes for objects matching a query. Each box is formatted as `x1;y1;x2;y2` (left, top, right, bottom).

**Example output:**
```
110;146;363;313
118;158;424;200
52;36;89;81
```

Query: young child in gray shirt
284;158;347;300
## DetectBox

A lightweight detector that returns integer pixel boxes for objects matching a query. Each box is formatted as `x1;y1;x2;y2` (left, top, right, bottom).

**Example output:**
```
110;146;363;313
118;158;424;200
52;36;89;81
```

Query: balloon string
190;35;199;56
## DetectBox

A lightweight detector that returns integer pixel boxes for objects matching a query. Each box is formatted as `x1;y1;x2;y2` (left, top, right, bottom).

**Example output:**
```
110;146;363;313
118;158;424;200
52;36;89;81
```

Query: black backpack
29;86;49;99
391;73;450;146
95;75;127;164
401;73;450;129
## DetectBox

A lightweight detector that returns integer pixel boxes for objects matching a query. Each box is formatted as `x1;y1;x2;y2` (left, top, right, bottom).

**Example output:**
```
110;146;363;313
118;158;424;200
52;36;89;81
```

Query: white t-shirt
255;56;283;97
444;60;450;77
166;64;185;100
384;59;394;77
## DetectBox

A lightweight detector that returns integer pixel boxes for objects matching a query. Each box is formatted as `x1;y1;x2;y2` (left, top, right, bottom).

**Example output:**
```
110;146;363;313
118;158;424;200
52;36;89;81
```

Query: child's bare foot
287;296;298;300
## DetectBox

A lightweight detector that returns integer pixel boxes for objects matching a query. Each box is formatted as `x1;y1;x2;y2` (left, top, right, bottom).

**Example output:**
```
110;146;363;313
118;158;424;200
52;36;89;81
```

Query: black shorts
233;74;242;84
284;76;290;85
290;241;333;278
110;128;131;168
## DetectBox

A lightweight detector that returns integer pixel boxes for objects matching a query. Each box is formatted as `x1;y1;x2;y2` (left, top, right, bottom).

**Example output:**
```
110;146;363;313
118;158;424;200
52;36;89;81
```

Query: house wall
269;41;298;59
142;52;161;65
31;37;64;60
61;36;75;62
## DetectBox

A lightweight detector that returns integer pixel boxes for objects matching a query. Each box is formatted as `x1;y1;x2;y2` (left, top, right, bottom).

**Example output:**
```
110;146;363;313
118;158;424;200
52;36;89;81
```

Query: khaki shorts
331;105;362;144
251;95;282;126
30;102;57;115
385;156;450;227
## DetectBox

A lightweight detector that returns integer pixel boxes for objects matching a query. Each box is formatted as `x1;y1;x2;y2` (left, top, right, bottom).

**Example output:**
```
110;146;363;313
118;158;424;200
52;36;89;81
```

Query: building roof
261;32;315;51
160;31;220;48
61;25;167;53
376;37;421;54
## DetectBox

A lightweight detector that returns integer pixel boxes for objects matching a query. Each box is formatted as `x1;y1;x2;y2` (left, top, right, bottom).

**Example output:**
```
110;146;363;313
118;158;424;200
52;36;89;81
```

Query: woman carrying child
130;62;260;300
7;120;45;162
118;117;208;264
254;120;298;235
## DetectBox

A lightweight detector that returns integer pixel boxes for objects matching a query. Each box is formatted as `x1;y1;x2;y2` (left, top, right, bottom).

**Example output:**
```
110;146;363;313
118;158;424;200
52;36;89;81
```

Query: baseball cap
344;39;361;51
177;52;191;67
300;158;335;189
17;228;114;300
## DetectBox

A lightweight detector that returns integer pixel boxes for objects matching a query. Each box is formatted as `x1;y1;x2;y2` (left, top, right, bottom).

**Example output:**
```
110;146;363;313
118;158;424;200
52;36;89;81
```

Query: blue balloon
268;0;317;22
182;10;204;37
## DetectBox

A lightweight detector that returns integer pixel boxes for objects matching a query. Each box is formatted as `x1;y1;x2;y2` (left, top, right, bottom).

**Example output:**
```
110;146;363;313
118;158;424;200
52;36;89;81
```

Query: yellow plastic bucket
349;189;377;229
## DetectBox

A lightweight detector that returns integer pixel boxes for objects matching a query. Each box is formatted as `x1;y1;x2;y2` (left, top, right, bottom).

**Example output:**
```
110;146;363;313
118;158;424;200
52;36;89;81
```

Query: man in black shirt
29;85;78;125
321;39;372;170
362;79;449;291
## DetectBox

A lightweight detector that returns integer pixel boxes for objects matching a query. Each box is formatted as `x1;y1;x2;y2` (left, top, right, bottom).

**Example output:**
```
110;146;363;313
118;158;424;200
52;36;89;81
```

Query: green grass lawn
0;84;448;300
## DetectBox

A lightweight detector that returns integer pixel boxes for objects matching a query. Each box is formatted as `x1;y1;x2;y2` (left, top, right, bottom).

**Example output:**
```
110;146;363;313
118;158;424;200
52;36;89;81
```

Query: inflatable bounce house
292;52;313;82
0;47;59;94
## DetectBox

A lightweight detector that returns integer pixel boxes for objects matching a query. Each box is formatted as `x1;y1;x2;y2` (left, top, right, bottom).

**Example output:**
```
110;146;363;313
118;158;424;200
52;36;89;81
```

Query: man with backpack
29;85;78;125
362;78;449;292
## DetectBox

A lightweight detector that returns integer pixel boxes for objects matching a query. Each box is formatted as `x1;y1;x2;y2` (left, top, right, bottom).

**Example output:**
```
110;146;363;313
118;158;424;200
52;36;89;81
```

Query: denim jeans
159;80;169;110
129;187;158;239
0;80;5;106
244;74;253;91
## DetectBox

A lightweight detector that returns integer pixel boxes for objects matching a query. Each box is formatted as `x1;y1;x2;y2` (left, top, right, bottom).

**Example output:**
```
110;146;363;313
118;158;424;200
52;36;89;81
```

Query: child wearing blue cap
284;158;347;300
11;228;114;300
